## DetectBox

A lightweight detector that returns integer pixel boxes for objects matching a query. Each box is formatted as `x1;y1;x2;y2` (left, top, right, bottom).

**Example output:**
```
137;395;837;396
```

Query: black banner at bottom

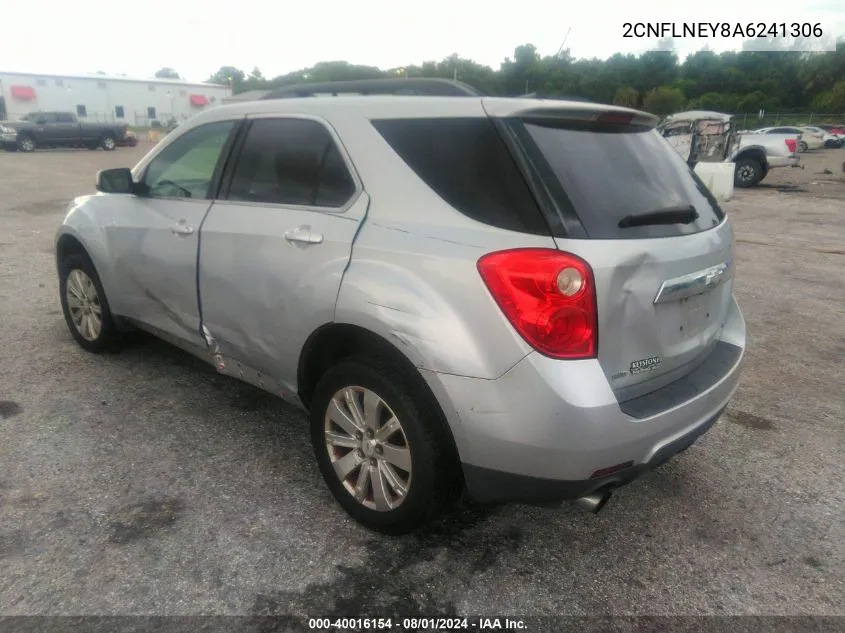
0;616;843;633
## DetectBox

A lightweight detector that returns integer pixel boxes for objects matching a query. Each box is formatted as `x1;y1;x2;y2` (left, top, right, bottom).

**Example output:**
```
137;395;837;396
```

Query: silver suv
55;79;746;534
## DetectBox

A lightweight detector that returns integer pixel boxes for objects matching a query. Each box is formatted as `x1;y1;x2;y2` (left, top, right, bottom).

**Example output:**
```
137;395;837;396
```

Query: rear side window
226;118;356;208
371;118;548;235
517;121;725;239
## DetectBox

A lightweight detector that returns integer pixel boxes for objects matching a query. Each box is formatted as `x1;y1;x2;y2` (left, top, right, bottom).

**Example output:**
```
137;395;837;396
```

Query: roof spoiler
260;78;483;99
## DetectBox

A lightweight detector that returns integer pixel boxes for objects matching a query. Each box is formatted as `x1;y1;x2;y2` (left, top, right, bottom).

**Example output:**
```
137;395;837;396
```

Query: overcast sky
2;0;842;82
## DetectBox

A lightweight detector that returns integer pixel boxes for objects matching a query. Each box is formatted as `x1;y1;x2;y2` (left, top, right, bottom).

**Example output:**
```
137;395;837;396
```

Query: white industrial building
0;71;232;127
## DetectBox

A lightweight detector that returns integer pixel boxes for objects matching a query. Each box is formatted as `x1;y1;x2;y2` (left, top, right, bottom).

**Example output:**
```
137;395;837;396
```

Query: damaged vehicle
659;110;801;187
54;79;746;534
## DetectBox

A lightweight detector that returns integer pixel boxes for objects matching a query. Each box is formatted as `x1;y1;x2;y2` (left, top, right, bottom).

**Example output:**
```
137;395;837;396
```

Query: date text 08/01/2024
308;617;527;630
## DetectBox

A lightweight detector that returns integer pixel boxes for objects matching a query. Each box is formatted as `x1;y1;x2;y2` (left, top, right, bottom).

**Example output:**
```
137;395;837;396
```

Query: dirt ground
0;142;843;621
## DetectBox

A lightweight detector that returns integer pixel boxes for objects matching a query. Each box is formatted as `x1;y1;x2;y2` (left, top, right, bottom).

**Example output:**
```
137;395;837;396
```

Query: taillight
477;248;598;360
785;138;797;153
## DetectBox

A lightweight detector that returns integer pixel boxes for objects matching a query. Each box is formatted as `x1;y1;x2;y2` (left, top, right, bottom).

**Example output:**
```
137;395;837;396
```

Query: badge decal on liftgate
630;355;662;375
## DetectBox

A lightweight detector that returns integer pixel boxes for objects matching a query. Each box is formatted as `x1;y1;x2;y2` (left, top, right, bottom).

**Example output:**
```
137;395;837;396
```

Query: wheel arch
56;232;90;273
297;322;464;467
734;147;768;169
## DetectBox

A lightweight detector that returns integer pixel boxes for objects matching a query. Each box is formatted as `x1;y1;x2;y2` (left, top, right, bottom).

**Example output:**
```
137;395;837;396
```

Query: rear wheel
734;157;763;187
101;134;116;151
309;356;461;534
59;252;122;353
16;134;35;152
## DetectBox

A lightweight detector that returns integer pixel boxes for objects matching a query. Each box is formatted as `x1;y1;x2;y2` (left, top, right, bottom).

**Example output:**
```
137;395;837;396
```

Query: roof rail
260;77;483;99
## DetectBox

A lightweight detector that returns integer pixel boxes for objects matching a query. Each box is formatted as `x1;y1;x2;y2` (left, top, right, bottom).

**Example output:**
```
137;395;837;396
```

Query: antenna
555;27;572;59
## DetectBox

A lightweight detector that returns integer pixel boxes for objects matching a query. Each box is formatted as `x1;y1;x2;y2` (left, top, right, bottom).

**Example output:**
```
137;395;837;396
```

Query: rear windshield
517;120;726;239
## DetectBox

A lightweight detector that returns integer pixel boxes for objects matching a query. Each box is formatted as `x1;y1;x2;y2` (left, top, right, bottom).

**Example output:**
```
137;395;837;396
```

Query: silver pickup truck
658;110;801;187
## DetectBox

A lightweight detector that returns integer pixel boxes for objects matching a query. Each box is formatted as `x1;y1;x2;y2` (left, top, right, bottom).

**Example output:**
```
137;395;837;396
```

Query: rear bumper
422;295;745;503
464;405;725;503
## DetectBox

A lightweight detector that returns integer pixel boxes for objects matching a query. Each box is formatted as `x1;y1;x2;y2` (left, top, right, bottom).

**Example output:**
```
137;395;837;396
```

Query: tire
16;134;36;152
101;133;116;151
734;157;763;188
309;356;461;534
798;140;808;153
59;252;122;353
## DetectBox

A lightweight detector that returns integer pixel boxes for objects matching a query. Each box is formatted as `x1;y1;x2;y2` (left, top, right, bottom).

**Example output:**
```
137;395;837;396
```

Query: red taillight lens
785;138;797;153
477;248;598;360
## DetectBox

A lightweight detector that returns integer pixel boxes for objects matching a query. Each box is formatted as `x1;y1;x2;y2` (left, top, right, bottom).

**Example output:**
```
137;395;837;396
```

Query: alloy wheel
65;269;103;341
324;386;412;512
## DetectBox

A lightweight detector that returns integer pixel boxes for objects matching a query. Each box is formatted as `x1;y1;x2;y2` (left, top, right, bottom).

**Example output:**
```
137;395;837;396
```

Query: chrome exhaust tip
573;490;612;514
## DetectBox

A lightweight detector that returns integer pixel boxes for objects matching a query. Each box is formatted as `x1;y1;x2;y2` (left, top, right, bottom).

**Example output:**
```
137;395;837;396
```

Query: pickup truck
658;110;801;187
0;111;128;152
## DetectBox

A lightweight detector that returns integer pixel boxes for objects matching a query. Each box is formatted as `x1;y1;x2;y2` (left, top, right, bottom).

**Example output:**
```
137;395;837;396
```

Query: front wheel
101;134;116;151
798;140;808;153
59;252;122;353
734;157;763;188
16;135;35;152
310;356;461;534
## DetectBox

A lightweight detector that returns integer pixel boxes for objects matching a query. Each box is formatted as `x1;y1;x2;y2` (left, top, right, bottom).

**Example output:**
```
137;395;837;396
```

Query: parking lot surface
1;145;843;616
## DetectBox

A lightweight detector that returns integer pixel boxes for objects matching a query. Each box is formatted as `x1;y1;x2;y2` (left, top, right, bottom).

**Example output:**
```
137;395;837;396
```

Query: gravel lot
1;144;843;619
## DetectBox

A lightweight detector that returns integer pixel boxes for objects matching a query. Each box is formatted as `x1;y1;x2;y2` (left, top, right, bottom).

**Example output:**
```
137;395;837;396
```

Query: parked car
814;123;845;143
802;125;843;148
0;111;128;152
116;130;138;147
55;79;746;534
659;111;800;187
755;126;822;152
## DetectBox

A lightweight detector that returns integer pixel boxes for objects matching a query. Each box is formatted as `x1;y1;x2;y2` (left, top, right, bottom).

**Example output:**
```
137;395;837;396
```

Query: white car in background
802;125;843;148
755;126;821;152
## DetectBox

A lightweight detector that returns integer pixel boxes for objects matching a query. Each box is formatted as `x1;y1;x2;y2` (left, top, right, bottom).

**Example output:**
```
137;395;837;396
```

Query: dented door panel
104;196;211;344
197;193;369;394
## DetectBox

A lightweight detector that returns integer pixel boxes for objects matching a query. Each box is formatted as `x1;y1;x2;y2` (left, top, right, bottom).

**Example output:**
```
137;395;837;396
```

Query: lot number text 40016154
308;617;528;630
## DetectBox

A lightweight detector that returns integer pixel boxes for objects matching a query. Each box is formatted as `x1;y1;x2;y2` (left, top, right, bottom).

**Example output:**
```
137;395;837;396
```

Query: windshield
514;120;725;240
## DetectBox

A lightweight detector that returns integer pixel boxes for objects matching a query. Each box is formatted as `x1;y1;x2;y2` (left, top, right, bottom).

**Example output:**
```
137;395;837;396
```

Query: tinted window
37;113;57;124
59;112;76;123
143;120;235;199
519;121;725;240
372;117;547;235
226;118;355;207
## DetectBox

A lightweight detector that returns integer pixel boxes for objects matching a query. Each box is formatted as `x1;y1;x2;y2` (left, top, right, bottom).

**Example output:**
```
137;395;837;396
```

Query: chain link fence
732;113;845;129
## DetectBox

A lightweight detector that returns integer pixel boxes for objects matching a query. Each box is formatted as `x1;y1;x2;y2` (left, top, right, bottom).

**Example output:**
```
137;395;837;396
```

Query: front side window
142;120;235;199
226;118;356;208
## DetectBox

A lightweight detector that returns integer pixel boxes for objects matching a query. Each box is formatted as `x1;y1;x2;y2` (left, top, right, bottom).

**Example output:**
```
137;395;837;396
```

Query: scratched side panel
335;217;555;380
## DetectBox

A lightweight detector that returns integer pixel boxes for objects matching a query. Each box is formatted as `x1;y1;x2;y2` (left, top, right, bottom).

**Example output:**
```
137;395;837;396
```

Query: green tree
154;67;181;79
642;86;685;115
613;86;639;107
207;66;246;89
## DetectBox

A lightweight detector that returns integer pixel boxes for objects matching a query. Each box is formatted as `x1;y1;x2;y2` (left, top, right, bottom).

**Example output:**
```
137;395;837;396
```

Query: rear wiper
617;205;699;228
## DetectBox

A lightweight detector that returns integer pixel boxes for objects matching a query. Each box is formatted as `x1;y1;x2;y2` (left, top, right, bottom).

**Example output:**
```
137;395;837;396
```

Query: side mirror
96;167;135;194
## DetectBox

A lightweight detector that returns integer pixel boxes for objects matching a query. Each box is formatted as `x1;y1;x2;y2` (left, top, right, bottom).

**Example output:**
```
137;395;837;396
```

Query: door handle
284;226;323;244
171;224;195;236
